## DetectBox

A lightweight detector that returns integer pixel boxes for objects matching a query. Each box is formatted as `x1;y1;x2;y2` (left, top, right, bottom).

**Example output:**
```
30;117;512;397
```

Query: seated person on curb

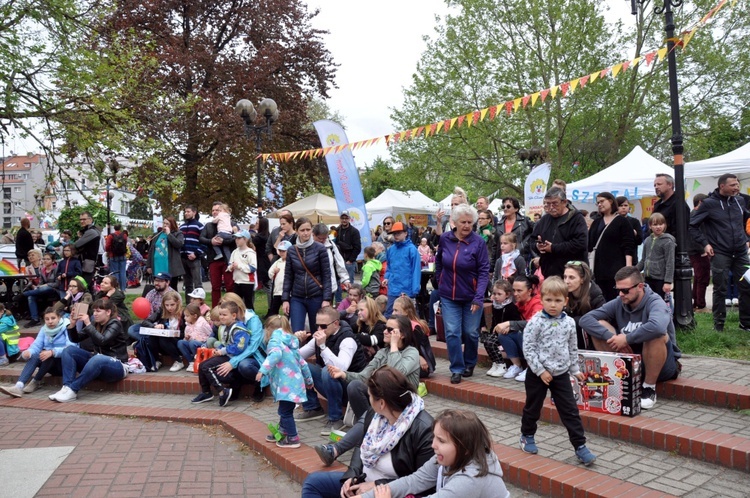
191;300;249;407
0;307;72;397
49;299;129;402
141;290;185;372
128;272;177;341
295;306;368;435
301;366;435;498
314;314;422;467
579;265;681;410
53;276;93;320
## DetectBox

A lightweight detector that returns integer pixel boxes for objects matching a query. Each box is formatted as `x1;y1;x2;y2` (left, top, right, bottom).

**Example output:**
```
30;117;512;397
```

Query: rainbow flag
0;259;20;275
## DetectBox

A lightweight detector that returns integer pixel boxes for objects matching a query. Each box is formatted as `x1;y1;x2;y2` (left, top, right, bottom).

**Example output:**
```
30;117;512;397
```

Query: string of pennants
260;0;737;164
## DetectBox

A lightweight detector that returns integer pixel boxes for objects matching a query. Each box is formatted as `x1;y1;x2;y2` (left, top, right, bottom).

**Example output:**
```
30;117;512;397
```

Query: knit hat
73;275;88;291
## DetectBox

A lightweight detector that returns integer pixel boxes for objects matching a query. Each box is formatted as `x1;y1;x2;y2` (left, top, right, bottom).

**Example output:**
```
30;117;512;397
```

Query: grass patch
677;311;750;360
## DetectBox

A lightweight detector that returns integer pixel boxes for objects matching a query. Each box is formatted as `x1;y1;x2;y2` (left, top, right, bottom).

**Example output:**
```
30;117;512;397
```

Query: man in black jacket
73;212;101;289
335;211;361;302
689;174;750;332
653;173;690;241
15;218;34;266
531;187;588;278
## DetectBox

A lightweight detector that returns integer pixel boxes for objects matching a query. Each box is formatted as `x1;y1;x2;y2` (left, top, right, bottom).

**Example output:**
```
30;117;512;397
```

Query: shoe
641;387;657;409
520;434;538;454
219;388;232;407
314;444;336;467
0;385;23;398
575;445;597;466
462;367;474;378
251;388;266;403
186;362;195;372
320;419;345;436
0;356;8;367
487;363;505;377
26;319;40;327
53;385;77;403
22;379;38;394
294;408;326;421
191;392;214;404
154;361;163;371
276;435;301;449
266;432;284;443
732;298;739;306
725;299;732;306
515;368;527;382
503;364;523;379
169;362;185;372
715;324;725;332
450;373;462;384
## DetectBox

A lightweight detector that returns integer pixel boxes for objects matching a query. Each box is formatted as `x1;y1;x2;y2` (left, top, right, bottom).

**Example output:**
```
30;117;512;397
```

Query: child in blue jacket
256;314;313;449
0;303;19;366
0;307;74;397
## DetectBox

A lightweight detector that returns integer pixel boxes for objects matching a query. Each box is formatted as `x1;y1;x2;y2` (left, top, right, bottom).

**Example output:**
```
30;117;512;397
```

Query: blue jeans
61;347;126;392
18;352;61;384
128;323;143;342
441;298;482;374
108;256;127;291
303;363;345;421
177;339;204;362
278;400;297;438
301;470;346;498
236;358;261;382
289;296;324;333
24;286;59;320
427;289;440;329
497;331;524;360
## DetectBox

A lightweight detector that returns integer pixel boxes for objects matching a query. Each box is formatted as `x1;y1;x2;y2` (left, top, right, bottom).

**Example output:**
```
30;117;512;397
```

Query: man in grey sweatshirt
579;266;681;410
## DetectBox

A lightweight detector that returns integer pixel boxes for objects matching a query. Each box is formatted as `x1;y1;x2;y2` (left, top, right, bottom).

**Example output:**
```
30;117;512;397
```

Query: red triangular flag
579;75;590;88
645;51;656;66
489;106;497;120
505;101;513;115
560;82;570;96
540;89;550;102
522;95;530;108
472;111;480;124
457;115;466;127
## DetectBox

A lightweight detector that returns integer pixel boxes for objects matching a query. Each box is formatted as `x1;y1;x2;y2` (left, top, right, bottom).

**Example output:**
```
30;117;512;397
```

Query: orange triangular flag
622;60;631;72
600;67;611;79
457;115;466;128
644;51;656;65
489;106;498;120
560;82;570;96
522;95;530;108
414;126;424;138
579;75;589;88
473;110;481;124
505;101;513;115
540;89;549;102
428;123;437;136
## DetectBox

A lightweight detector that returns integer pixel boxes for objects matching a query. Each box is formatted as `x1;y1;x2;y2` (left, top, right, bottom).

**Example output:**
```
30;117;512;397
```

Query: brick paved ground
0;407;301;497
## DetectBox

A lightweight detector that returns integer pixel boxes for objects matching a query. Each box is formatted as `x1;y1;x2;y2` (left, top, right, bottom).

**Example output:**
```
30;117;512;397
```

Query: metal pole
663;0;694;329
106;178;111;236
256;126;263;219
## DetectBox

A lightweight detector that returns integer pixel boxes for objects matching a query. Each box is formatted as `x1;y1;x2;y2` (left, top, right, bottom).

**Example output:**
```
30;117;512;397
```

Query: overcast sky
304;0;638;169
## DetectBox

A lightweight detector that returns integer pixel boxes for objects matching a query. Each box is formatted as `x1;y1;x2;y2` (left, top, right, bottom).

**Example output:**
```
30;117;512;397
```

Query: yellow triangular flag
657;47;667;62
465;112;474;128
449;117;458;130
513;98;522;112
550;86;559;99
590;71;599;83
570;79;580;92
531;92;540;106
436;121;444;134
612;63;623;77
479;108;488;121
682;30;695;49
632;56;642;67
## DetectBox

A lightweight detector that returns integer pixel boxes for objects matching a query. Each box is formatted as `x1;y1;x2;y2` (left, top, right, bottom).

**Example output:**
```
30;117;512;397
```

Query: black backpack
110;232;127;257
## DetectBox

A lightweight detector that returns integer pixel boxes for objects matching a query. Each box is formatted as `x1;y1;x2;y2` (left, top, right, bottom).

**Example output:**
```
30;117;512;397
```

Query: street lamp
235;98;279;218
517;146;547;168
96;154;120;235
630;0;693;329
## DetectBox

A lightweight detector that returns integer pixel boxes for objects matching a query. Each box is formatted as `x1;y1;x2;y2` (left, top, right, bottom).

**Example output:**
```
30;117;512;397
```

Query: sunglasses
503;204;514;209
614;283;639;294
316;321;334;329
383;222;392;225
385;326;397;332
566;260;585;266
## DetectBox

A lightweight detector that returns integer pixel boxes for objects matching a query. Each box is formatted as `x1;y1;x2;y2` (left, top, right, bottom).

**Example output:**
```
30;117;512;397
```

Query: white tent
567;146;674;206
366;189;439;227
267;193;341;224
686;142;750;179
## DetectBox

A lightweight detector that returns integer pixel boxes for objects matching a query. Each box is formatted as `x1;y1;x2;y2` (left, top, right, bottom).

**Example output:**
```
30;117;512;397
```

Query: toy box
574;351;642;417
139;327;180;338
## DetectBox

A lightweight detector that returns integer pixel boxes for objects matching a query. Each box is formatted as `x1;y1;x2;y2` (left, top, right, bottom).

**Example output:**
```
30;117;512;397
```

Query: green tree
360;157;396;201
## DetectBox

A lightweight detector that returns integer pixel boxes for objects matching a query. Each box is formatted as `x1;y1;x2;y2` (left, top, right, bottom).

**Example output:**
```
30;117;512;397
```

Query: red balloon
132;297;151;320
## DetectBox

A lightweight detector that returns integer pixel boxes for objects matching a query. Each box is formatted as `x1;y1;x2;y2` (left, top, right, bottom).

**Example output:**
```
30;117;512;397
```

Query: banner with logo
313;120;372;259
524;162;552;217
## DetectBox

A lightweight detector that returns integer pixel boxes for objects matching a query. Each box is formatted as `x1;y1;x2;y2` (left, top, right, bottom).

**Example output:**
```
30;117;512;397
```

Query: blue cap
154;272;172;281
277;240;292;251
233;230;252;239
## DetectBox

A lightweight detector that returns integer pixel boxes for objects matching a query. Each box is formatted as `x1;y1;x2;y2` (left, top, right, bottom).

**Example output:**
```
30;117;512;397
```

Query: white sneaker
155;361;163;370
487;363;505;377
515;368;527;382
169;362;185;372
503;364;523;379
486;364;498;376
187;362;194;372
732;298;739;306
725;299;732;306
53;386;77;403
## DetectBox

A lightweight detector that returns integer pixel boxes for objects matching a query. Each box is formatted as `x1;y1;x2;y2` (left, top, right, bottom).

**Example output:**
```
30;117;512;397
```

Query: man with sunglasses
296;306;367;435
579;266;681;410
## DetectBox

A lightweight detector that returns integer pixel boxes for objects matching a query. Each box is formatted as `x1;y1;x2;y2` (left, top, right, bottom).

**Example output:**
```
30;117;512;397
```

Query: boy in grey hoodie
579;266;681;410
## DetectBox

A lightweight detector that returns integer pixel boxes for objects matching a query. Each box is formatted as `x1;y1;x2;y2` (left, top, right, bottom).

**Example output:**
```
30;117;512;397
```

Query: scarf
296;236;314;249
71;292;84;303
492;296;513;310
360;393;424;468
501;250;520;279
43;317;70;339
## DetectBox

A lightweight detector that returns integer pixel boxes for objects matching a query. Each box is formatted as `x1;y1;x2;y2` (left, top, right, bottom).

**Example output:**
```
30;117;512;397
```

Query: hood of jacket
364;258;382;271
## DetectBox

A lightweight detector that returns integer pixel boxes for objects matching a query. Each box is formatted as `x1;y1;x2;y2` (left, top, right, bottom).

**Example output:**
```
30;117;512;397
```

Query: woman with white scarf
301;366;434;498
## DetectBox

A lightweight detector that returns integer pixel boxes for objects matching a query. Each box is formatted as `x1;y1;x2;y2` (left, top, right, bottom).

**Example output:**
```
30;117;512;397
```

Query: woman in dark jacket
282;217;332;333
147;216;185;290
302;366;434;498
495;196;534;263
53;276;93;316
49;299;129;402
435;204;490;385
563;261;606;350
588;192;635;301
93;275;133;334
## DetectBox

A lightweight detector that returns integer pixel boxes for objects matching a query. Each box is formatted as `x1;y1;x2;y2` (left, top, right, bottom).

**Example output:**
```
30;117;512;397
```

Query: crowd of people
4;172;747;497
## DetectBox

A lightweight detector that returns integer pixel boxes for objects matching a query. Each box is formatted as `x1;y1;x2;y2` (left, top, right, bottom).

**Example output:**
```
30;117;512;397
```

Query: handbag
295;246;322;289
194;347;212;373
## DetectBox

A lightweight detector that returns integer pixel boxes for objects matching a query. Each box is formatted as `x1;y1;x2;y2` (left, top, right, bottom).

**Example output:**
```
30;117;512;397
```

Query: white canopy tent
685;142;750;180
267;193;341;224
366;189;439;228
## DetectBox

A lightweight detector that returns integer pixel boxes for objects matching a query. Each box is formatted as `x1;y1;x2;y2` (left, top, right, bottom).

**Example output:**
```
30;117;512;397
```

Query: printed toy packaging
572;351;642;417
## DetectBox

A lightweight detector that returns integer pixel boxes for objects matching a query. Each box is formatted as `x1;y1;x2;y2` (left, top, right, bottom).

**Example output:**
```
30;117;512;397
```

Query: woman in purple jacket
435;204;490;384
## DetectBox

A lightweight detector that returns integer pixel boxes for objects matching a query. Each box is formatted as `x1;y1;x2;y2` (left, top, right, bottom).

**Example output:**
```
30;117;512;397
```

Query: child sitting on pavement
256;314;313;449
519;276;596;466
480;279;522;377
177;303;213;372
0;307;72;397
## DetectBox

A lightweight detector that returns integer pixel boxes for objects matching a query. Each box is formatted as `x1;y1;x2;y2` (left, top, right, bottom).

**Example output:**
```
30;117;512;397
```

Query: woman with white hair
435;204;490;384
435;186;469;235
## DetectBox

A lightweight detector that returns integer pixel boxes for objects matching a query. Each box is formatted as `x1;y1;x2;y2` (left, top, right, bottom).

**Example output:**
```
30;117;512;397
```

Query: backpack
110;232;127;257
135;337;158;372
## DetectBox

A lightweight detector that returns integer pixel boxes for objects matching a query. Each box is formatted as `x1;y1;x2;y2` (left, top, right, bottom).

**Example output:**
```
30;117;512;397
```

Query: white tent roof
686;141;750;179
267;193;341;224
567;146;674;204
366;189;438;214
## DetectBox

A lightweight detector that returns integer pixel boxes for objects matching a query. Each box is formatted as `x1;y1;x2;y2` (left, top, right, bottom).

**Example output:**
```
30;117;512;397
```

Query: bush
58;202;120;240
